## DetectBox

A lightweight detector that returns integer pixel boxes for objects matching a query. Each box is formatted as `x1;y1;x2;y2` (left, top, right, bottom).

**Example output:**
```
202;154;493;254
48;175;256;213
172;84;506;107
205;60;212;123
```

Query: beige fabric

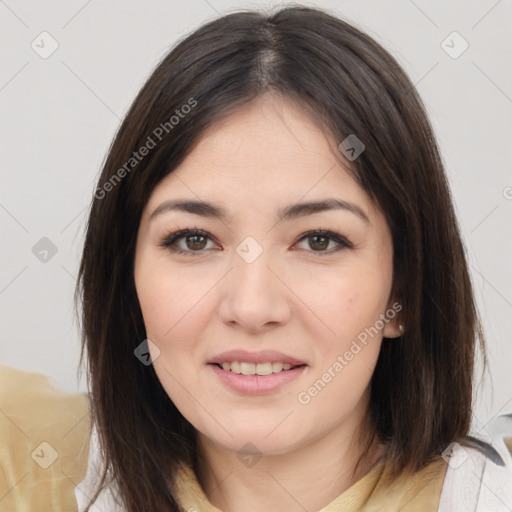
0;365;91;512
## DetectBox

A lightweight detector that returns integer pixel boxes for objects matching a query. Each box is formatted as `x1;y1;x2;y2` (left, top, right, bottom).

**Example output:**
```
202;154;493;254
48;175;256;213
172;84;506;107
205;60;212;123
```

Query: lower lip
209;364;307;395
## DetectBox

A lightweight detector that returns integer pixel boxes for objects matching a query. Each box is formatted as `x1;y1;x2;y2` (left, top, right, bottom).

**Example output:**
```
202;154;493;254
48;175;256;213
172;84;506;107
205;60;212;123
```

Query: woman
74;5;512;512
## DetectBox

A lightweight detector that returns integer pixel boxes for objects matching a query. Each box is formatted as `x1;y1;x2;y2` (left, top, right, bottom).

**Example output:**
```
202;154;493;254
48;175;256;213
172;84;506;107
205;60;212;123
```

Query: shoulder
0;364;91;511
365;438;512;511
369;455;447;511
438;438;512;511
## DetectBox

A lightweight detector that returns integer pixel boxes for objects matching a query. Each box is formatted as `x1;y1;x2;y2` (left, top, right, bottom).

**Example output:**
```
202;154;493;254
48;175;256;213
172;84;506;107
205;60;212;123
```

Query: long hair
74;5;486;511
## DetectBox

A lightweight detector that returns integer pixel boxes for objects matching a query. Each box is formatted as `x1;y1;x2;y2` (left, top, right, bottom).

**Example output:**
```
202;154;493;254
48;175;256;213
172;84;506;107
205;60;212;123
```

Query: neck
193;415;385;512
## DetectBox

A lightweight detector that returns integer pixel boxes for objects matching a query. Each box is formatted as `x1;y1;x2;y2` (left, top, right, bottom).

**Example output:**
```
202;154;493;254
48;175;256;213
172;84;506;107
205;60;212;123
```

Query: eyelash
158;227;353;257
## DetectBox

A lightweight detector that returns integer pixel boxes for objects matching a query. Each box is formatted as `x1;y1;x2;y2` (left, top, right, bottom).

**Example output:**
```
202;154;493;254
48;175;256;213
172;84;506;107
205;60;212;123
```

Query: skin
134;92;402;512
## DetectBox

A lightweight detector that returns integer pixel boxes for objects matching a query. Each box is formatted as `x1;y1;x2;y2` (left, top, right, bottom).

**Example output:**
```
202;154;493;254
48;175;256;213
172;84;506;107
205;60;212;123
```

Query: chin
200;424;308;457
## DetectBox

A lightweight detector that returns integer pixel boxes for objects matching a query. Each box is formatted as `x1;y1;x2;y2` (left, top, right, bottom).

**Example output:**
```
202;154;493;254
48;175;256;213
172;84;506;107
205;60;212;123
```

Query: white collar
438;439;512;511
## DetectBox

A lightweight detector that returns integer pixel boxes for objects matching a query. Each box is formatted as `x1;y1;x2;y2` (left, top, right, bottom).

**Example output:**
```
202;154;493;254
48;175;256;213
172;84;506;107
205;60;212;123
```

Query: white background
1;0;511;436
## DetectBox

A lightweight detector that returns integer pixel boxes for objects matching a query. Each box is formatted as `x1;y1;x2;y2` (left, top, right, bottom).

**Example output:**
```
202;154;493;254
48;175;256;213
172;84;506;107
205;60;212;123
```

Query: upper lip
208;349;307;366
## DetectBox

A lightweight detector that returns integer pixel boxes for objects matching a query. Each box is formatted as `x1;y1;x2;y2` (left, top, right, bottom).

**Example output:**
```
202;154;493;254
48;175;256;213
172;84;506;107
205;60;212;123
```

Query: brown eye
185;234;208;250
160;228;217;256
307;235;330;251
294;229;352;254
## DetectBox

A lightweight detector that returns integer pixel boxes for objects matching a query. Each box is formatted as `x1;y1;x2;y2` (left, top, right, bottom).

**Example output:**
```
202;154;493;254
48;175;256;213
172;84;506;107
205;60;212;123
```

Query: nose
218;246;292;333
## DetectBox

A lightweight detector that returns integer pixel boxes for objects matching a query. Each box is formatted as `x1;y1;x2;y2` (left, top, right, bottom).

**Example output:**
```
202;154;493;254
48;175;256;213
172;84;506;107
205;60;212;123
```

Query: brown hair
75;5;486;511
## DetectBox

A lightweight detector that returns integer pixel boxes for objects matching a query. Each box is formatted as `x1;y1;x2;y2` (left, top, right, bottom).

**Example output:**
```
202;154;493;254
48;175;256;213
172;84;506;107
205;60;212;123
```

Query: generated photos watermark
297;301;402;405
94;97;197;199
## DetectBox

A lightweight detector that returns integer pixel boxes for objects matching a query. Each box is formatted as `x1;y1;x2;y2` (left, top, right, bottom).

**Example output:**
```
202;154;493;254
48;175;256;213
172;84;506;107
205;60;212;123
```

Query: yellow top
0;364;448;512
173;454;447;512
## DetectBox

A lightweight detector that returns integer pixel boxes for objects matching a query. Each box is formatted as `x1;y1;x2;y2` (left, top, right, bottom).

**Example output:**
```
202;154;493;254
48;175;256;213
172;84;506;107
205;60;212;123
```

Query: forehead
179;95;341;179
145;94;376;219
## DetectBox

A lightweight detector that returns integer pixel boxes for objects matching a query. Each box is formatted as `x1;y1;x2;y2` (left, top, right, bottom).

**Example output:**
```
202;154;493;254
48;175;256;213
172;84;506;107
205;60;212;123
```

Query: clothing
75;422;512;511
172;450;447;511
437;440;512;511
0;365;91;512
1;365;511;511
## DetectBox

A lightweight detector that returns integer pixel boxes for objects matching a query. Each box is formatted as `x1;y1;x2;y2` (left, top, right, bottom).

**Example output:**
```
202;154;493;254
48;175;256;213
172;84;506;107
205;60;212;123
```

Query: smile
216;361;302;375
209;363;307;395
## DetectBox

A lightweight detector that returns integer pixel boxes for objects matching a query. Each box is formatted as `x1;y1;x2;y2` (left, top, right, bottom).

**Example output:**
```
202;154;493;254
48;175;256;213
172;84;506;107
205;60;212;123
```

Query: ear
382;299;404;339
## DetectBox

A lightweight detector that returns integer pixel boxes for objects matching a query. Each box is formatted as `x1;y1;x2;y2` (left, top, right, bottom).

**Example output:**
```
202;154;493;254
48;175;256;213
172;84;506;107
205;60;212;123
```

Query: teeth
272;362;283;373
240;362;256;375
255;362;273;375
218;361;297;375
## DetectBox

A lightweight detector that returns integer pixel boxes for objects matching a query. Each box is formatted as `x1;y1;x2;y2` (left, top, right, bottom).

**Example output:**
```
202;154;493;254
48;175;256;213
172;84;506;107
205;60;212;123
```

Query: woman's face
134;94;401;458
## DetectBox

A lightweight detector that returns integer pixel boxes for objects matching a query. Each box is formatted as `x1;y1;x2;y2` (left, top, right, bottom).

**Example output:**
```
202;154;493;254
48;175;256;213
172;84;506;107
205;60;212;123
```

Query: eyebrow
150;198;370;224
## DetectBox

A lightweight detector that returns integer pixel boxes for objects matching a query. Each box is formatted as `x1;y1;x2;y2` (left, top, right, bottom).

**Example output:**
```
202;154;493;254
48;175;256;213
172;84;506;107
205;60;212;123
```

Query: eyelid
158;227;353;256
158;228;218;254
292;229;353;249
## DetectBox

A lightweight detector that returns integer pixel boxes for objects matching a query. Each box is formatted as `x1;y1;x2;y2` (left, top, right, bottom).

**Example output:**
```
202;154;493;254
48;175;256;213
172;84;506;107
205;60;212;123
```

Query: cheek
301;268;391;346
301;282;387;409
135;256;211;344
136;267;208;404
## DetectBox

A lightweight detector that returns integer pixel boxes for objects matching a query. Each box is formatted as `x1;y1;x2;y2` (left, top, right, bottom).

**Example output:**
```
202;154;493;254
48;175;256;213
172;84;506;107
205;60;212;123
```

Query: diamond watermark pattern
236;236;263;264
237;442;263;468
32;237;58;263
134;338;161;365
338;134;365;161
441;31;469;59
441;442;469;469
31;31;59;59
31;441;59;469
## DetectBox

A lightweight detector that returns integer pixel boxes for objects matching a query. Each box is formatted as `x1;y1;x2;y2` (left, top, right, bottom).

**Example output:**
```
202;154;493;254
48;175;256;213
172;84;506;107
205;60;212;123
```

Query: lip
209;363;307;395
208;349;307;366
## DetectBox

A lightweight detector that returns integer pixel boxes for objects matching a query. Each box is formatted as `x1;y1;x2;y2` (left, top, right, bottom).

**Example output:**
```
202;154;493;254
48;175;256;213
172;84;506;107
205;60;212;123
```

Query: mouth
207;350;308;394
208;361;308;395
210;361;307;375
